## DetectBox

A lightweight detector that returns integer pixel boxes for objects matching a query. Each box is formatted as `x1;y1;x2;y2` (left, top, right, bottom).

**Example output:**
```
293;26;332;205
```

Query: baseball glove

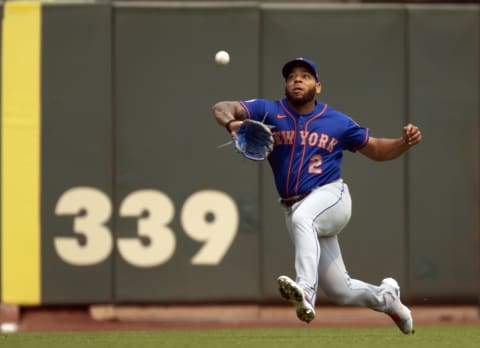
234;119;274;161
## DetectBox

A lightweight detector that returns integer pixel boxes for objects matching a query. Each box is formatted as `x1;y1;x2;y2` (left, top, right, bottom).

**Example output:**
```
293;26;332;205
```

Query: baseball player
211;57;421;334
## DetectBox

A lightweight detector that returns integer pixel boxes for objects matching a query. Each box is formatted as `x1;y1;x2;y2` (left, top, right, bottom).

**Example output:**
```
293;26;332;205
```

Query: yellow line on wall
1;1;42;304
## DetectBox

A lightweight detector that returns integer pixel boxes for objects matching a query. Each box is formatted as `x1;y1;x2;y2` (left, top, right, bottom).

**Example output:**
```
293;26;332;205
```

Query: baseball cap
282;57;319;81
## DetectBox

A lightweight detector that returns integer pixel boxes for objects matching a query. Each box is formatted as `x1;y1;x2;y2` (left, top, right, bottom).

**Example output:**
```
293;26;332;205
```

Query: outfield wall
1;1;479;305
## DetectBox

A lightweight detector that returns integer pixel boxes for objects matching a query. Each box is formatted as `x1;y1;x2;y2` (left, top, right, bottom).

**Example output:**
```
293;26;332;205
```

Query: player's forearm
211;101;246;127
378;138;412;161
360;137;411;161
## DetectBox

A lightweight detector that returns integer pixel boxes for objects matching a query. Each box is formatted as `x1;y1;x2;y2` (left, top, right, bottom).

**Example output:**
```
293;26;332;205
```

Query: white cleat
381;278;414;334
277;275;315;323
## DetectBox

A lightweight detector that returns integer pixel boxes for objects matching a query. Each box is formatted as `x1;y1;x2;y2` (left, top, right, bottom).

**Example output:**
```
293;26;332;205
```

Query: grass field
1;326;479;348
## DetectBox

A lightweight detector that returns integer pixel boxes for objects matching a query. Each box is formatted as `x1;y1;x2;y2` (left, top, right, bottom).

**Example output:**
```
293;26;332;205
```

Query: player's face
284;66;321;107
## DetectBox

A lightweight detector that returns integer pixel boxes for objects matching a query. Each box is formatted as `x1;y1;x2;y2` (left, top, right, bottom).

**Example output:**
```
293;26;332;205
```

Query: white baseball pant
284;178;389;311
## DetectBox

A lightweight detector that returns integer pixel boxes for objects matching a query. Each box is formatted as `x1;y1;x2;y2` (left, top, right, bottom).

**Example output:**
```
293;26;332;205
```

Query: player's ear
316;82;322;94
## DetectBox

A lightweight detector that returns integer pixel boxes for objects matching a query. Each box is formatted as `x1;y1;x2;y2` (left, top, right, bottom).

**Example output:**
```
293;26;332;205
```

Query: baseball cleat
277;275;315;323
381;278;414;334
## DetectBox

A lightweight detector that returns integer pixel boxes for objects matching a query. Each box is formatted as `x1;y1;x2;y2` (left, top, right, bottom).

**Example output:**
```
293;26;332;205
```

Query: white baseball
215;50;230;65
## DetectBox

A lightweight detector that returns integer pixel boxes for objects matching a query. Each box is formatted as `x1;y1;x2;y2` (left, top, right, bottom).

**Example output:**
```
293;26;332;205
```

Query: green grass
1;326;479;348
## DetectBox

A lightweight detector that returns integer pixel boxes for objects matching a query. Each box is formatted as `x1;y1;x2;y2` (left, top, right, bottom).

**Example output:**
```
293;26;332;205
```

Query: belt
280;192;310;207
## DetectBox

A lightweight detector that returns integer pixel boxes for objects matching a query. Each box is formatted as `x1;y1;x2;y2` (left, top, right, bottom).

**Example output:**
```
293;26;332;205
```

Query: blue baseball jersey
240;98;369;198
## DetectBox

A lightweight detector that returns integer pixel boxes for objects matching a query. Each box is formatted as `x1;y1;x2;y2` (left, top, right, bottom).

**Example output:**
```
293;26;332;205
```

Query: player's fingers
404;124;421;141
407;129;422;145
403;125;413;144
403;123;416;135
410;126;421;139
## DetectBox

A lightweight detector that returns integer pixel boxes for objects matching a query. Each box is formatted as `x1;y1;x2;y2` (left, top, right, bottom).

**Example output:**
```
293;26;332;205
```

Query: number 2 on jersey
308;154;323;174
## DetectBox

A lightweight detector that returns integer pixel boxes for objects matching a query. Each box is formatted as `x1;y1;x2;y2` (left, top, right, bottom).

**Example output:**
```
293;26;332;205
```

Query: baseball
215;50;230;65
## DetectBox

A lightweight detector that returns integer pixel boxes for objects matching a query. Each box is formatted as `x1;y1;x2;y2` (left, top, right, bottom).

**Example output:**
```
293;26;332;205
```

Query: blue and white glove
234;119;274;161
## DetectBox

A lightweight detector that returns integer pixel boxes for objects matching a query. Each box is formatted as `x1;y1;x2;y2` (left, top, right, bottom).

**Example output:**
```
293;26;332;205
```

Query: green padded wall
113;3;262;301
1;1;477;305
408;5;480;301
41;3;113;303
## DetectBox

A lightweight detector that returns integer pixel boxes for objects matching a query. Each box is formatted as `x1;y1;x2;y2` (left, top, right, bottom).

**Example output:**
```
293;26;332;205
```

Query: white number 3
54;187;113;266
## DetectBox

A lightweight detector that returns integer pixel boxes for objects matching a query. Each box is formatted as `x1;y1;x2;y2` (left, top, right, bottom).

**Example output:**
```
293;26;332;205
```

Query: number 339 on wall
53;187;239;268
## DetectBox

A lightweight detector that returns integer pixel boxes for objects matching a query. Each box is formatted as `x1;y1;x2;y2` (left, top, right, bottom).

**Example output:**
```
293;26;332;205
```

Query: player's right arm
211;101;247;133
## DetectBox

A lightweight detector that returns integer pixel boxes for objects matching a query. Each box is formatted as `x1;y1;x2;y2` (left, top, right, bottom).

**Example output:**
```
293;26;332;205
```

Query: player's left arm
359;123;422;161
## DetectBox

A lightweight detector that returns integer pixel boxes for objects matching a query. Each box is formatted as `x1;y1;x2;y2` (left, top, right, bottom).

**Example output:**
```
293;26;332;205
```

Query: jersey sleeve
239;99;267;121
342;115;370;152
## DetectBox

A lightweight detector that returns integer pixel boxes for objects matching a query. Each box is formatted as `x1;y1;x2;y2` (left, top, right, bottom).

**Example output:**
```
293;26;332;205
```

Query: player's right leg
277;275;315;323
279;179;351;323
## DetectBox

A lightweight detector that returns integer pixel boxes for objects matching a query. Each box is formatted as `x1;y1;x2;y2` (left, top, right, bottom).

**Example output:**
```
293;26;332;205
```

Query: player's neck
287;100;316;115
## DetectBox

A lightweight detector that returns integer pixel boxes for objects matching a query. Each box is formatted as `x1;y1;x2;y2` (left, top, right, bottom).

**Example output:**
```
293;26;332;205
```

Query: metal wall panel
260;5;408;301
408;6;480;301
113;4;261;302
41;3;113;303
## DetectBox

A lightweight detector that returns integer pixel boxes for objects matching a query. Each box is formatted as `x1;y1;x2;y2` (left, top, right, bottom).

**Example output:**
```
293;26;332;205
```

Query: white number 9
181;190;239;265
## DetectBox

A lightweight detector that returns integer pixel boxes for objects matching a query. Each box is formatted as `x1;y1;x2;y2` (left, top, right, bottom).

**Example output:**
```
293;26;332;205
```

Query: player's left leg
317;236;414;334
317;236;385;308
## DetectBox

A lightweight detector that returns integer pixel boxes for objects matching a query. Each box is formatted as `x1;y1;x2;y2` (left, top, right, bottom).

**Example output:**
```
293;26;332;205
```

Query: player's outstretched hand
403;124;422;146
